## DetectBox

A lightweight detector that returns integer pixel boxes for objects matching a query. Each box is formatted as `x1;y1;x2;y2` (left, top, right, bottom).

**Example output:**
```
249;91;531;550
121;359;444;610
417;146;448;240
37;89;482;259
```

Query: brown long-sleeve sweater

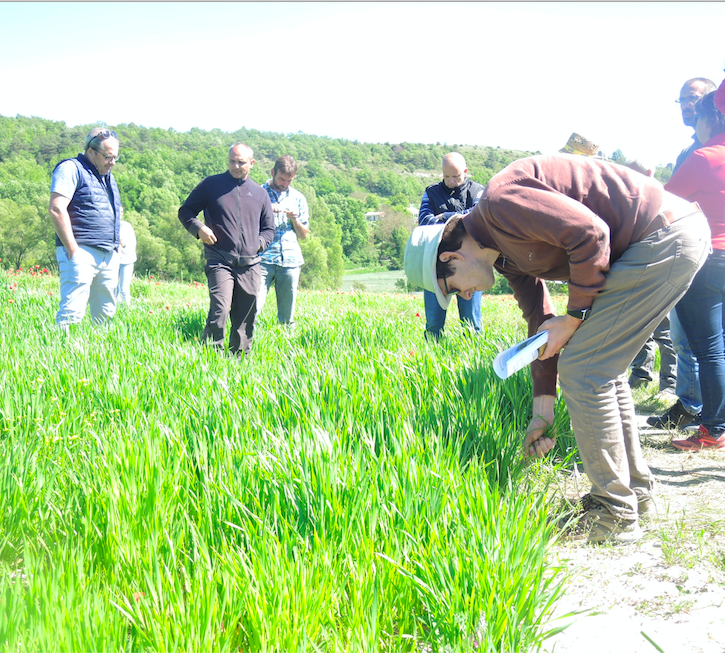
463;154;664;395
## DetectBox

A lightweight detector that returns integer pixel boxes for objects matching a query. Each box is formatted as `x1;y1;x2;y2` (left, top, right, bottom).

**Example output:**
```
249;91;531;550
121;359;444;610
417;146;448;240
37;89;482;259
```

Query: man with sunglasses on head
48;127;122;329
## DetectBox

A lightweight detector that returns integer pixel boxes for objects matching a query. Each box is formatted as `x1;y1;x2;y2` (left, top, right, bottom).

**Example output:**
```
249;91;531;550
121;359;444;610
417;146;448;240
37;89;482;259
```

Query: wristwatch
567;308;591;321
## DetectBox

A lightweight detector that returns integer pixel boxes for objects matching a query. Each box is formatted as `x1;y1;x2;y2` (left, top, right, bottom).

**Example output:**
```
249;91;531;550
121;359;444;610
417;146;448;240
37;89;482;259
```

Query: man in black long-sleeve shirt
179;144;275;357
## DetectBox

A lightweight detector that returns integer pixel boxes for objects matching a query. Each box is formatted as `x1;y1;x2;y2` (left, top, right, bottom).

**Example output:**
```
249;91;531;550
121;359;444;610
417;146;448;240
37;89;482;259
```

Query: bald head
442;152;467;189
228;143;254;180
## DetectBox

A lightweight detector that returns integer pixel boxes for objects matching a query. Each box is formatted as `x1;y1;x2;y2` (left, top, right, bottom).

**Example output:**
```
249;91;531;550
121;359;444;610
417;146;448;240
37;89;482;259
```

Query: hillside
0;114;535;285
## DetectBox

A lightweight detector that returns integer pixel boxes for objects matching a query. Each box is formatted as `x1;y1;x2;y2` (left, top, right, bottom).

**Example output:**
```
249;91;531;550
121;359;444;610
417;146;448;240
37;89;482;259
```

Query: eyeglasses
442;276;458;296
91;147;119;163
675;95;701;106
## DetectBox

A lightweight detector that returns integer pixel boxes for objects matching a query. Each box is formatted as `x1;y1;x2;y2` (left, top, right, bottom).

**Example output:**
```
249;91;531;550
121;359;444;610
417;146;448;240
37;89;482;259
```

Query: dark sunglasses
89;129;118;145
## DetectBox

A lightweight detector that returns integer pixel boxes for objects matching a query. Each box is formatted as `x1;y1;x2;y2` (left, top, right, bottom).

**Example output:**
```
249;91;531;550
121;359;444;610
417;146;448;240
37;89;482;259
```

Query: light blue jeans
117;263;134;304
423;289;482;337
669;308;703;415
56;245;119;326
258;262;301;325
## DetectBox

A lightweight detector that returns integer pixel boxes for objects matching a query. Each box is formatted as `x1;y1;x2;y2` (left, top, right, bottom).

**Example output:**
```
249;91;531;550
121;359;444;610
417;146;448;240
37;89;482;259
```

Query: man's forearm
291;218;309;240
532;394;556;423
49;206;78;255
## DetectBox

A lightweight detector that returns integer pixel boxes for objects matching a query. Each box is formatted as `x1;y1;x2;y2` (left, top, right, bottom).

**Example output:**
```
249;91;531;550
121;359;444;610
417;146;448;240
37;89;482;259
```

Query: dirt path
542;417;725;653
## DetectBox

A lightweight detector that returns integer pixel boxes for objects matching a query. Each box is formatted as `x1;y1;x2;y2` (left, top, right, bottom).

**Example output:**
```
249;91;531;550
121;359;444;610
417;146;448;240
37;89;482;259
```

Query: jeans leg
674;253;725;434
55;245;95;326
117;263;133;304
652;316;677;391
274;266;301;325
256;262;275;319
88;249;119;324
670;308;702;415
630;338;656;381
424;289;447;337
457;291;482;332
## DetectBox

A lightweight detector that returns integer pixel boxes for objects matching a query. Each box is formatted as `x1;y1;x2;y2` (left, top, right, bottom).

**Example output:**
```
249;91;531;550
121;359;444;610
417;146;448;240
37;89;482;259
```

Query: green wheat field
0;269;576;652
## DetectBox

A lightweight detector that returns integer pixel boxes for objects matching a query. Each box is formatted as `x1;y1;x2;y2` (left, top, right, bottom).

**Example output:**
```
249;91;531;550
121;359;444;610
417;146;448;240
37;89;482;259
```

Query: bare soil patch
542;415;725;653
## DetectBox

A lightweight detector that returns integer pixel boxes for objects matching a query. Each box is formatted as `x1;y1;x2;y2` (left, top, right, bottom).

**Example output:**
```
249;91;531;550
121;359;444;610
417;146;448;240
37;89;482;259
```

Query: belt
639;201;702;241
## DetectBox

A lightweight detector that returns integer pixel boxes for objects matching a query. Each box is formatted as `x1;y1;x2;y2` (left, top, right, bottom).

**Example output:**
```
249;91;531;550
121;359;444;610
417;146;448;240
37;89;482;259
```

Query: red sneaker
671;425;725;451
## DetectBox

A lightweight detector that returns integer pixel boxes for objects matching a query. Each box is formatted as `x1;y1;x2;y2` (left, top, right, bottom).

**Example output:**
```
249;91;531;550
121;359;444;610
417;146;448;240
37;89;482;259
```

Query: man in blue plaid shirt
258;155;310;325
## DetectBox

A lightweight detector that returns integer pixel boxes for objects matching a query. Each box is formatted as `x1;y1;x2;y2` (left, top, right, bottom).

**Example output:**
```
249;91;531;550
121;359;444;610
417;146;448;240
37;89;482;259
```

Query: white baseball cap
403;219;453;310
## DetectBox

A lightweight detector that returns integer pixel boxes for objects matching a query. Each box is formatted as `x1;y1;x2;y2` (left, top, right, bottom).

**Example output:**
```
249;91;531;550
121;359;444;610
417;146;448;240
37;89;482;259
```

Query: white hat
403;220;452;310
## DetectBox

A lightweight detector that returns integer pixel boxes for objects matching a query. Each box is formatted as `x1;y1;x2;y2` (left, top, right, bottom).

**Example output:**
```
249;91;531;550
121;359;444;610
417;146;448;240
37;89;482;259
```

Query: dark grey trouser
629;316;677;391
203;261;260;357
558;202;710;521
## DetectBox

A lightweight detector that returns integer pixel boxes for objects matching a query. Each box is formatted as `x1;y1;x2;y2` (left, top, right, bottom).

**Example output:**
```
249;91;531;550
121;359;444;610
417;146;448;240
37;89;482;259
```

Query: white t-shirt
119;220;137;264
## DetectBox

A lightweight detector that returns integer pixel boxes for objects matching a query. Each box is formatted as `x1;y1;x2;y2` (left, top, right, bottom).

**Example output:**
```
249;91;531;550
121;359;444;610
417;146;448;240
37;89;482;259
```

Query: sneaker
572;492;653;517
628;375;651;390
558;502;642;544
671;425;725;451
646;399;696;429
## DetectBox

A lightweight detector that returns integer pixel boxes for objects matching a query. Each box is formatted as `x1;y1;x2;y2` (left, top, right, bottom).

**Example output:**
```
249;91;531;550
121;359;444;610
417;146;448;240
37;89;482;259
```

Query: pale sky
1;2;724;167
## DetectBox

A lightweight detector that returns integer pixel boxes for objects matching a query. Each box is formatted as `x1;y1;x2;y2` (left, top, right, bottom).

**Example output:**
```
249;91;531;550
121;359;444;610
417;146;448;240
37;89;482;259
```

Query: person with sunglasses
646;77;716;431
663;90;725;451
48;127;122;328
404;154;710;544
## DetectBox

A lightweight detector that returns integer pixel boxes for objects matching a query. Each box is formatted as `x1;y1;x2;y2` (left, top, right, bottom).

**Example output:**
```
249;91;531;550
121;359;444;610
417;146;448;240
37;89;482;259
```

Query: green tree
0;198;52;270
296;183;344;288
373;206;415;270
611;149;626;165
324;193;369;262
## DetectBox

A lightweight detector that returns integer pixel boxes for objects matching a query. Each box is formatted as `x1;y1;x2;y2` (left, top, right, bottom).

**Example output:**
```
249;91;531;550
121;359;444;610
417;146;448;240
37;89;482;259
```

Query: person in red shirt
664;90;725;451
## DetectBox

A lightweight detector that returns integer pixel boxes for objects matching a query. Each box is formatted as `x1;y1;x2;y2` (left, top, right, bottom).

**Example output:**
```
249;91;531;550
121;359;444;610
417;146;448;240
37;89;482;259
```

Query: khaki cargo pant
558;201;710;520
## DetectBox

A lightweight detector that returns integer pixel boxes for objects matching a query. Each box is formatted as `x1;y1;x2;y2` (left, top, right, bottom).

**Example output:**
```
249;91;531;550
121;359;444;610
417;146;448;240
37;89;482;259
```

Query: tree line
0;115;670;287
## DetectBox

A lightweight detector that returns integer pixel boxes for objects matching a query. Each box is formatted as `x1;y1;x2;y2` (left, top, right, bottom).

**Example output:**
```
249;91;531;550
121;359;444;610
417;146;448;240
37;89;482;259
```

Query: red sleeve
665;151;709;200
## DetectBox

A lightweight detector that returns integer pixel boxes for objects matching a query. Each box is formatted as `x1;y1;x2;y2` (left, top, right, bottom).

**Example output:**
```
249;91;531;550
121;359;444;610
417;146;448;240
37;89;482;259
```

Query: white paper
493;331;549;379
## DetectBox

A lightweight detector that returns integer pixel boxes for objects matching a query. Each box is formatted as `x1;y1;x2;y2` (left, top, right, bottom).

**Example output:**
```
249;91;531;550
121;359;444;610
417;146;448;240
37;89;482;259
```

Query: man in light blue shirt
48;128;122;328
258;155;310;325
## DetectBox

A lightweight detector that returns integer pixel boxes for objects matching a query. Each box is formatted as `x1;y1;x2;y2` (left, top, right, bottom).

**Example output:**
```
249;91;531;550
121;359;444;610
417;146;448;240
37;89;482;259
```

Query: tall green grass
0;271;572;652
